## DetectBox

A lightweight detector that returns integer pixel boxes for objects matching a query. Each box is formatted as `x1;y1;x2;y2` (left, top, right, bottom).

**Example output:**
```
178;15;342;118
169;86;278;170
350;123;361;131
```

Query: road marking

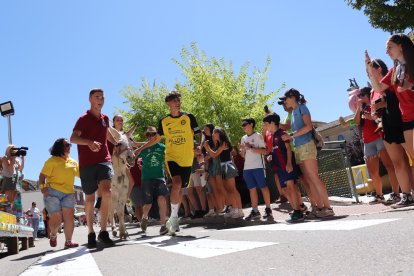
222;218;399;231
20;246;102;276
129;236;276;258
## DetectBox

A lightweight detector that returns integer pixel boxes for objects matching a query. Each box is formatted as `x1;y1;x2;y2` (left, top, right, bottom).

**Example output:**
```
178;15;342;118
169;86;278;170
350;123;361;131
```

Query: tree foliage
120;43;282;144
346;0;414;33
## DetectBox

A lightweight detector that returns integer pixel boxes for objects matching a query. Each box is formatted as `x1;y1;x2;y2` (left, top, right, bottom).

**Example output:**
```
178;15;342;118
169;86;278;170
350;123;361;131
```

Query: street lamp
0;101;15;144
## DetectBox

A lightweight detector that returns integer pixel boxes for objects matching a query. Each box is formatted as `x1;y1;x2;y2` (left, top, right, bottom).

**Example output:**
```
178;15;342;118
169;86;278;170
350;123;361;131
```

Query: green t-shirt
139;143;165;180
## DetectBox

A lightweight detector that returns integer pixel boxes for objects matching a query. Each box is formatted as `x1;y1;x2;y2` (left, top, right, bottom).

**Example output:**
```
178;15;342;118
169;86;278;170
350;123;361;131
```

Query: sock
171;204;179;218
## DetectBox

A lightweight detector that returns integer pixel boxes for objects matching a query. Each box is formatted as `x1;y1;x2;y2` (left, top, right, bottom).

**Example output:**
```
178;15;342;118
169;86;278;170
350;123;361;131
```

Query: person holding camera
1;144;24;206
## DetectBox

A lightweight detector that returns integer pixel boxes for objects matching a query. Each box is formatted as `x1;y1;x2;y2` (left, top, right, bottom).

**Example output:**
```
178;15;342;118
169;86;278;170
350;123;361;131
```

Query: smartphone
264;105;269;114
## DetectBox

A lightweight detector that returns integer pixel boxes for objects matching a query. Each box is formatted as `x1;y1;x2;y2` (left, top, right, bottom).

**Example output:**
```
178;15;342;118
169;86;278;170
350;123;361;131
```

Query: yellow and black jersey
157;112;200;167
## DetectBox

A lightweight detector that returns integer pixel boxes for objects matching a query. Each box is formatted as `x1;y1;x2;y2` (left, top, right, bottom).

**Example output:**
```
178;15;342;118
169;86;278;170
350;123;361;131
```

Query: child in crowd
263;113;304;222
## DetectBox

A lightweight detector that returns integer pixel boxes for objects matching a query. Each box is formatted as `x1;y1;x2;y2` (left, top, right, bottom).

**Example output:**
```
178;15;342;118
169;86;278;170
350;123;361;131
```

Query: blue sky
0;1;394;182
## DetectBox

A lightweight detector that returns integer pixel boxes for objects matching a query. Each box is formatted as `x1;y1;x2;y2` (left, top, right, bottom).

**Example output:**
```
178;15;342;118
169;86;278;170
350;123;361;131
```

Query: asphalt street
1;200;414;276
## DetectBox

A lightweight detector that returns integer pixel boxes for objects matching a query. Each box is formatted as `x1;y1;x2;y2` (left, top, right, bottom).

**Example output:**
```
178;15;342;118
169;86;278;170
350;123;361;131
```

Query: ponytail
299;94;307;104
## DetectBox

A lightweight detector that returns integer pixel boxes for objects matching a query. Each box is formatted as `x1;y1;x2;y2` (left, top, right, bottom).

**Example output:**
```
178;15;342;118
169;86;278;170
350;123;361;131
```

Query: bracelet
40;183;47;189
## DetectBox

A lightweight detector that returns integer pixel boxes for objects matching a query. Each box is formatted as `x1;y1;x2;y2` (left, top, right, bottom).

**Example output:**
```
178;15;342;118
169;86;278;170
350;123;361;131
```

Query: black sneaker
98;230;115;247
263;207;273;219
286;210;304;223
369;195;386;205
245;209;261;221
87;232;97;248
385;193;401;205
391;193;414;209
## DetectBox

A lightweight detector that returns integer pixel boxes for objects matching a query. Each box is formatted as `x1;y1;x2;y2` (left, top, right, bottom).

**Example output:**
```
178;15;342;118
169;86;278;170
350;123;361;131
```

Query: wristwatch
40;183;47;189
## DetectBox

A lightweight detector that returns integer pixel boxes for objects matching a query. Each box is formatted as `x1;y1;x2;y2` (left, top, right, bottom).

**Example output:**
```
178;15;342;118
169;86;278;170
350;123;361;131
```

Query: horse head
108;126;135;167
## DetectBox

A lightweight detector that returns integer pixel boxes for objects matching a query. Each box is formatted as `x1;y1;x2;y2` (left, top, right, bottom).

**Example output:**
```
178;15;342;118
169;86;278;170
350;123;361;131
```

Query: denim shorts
80;163;113;195
364;137;385;158
243;168;267;189
44;187;76;214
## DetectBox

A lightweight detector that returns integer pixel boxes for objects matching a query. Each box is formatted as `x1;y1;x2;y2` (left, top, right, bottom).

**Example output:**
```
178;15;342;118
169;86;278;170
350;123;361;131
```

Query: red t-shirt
381;67;414;122
73;110;111;168
265;130;273;154
361;106;382;143
129;160;142;187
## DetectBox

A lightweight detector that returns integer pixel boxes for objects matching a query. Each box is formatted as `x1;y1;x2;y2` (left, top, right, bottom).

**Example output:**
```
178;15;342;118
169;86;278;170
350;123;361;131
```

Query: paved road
2;198;414;275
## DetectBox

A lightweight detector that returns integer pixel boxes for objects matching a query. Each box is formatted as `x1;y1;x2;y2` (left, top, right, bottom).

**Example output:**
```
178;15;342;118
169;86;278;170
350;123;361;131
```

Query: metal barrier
298;140;359;203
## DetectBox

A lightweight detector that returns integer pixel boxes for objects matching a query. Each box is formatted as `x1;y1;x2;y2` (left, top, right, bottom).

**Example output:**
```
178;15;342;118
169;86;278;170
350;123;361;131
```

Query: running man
135;90;201;235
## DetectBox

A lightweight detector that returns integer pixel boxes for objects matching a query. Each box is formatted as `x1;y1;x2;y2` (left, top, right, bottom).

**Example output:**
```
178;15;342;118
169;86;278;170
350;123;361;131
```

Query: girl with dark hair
366;39;414;207
354;85;399;205
203;127;243;219
282;88;334;218
201;123;226;216
39;138;79;248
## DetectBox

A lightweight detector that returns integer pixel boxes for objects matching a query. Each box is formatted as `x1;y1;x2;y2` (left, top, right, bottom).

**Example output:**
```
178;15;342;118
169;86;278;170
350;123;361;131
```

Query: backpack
311;127;324;151
298;105;325;151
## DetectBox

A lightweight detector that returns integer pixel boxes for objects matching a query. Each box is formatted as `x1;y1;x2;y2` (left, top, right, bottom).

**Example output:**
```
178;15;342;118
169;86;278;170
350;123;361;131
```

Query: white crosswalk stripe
128;236;276;258
222;218;399;232
20;246;102;276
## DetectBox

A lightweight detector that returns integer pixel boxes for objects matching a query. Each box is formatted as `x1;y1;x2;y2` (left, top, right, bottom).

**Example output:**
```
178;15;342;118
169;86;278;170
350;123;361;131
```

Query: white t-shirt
241;132;266;170
27;207;40;219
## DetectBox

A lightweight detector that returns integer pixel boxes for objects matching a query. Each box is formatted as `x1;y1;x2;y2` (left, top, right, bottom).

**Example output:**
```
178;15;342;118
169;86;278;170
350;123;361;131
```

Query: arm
2;156;15;173
39;173;49;196
285;141;293;173
134;134;163;156
203;142;225;158
290;114;313;138
365;51;389;92
18;156;24;172
70;130;102;152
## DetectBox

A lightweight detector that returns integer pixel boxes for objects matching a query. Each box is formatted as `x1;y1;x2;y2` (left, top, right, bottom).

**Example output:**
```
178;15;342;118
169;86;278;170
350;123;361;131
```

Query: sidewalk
184;192;414;226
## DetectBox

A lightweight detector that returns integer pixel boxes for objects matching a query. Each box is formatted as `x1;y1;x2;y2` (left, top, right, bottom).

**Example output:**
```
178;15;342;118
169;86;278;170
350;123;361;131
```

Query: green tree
346;0;414;33
120;43;283;144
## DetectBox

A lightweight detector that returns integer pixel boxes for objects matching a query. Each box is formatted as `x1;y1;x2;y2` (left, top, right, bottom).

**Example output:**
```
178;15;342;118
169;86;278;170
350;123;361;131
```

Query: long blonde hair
5;145;15;157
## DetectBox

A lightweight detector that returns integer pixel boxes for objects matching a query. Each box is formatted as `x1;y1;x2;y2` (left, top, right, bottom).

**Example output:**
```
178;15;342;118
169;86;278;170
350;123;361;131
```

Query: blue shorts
44;187;76;214
275;168;298;188
243;168;267;189
141;179;169;204
364;137;385;158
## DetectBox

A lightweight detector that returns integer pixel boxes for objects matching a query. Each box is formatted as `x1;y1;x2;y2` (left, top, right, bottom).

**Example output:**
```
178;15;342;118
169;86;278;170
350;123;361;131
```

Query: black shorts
80;163;113;195
402;120;414;132
141;179;169;204
166;161;192;188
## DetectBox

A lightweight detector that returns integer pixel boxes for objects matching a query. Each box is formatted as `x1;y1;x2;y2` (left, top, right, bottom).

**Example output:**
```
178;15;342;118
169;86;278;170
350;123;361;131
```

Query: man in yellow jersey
135;91;201;235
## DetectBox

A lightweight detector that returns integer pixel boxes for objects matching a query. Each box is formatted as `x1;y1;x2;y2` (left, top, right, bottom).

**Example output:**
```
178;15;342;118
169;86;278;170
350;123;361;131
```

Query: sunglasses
145;133;156;137
64;143;72;148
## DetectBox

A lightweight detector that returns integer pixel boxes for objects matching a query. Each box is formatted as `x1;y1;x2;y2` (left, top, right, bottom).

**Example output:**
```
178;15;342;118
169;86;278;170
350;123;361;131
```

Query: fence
298;140;359;202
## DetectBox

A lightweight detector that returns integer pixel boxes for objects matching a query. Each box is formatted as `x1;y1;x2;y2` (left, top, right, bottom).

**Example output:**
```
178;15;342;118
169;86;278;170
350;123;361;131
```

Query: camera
11;147;28;157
